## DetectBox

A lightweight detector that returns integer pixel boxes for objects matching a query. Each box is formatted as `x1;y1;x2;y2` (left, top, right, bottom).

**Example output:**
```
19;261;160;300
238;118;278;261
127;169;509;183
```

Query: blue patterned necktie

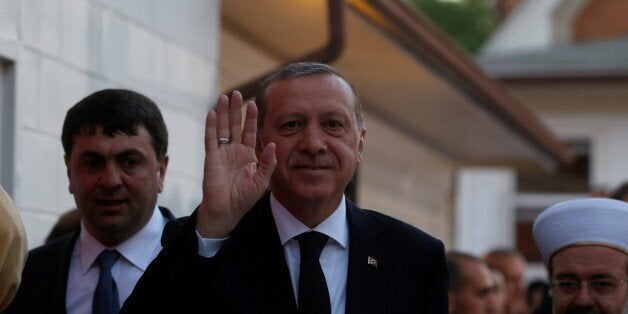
93;250;120;314
296;231;331;314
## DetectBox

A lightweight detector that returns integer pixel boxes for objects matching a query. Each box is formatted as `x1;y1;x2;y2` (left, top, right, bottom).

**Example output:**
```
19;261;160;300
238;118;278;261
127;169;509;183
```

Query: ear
64;154;74;194
157;156;169;193
356;128;366;164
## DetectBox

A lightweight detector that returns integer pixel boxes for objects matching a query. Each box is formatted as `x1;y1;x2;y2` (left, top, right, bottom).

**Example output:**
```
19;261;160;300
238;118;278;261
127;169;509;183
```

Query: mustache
566;308;601;314
287;154;337;168
95;189;127;199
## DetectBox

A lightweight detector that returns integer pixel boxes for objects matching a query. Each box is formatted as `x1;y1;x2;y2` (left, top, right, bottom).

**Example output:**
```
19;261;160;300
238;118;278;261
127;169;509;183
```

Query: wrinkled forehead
549;245;628;277
264;75;357;117
267;74;355;101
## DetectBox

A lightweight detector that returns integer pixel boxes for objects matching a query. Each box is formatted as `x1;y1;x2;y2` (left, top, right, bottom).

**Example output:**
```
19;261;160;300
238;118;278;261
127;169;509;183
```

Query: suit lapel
224;196;391;313
51;231;79;313
233;195;298;314
157;206;175;221
345;202;389;314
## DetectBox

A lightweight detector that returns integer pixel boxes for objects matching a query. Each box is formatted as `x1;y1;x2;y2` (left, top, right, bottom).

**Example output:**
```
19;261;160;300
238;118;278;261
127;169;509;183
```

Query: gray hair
254;62;364;130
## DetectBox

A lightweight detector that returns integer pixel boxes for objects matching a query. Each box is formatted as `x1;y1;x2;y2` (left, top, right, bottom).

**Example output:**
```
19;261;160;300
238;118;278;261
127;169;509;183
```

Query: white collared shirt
66;205;168;314
197;193;350;314
270;193;349;314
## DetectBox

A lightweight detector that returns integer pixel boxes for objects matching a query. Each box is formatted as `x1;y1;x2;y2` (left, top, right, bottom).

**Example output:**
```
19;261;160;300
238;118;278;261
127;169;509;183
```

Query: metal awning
219;0;573;169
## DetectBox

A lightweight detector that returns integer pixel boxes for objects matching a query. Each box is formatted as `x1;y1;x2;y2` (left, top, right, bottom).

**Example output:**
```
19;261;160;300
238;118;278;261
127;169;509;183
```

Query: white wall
538;114;628;191
0;0;221;248
480;0;563;57
454;167;517;256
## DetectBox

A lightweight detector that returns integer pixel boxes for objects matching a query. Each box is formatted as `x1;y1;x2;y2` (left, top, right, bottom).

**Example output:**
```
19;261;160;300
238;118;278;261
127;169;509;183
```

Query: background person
489;267;507;314
533;198;627;314
526;280;550;314
0;185;27;311
485;249;529;314
122;62;448;313
608;181;628;202
45;208;82;244
447;251;502;314
7;89;175;314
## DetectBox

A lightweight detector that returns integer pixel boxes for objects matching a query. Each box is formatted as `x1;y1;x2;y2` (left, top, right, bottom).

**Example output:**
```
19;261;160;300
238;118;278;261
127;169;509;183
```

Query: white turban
533;198;628;263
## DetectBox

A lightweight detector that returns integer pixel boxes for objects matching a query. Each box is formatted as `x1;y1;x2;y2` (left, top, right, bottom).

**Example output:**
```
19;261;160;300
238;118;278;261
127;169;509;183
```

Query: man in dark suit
7;89;175;314
123;62;448;313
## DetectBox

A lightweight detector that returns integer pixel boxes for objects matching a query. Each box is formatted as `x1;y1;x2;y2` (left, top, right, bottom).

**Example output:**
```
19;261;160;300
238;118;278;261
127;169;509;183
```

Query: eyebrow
115;148;146;159
554;273;580;280
590;273;618;280
78;150;103;159
78;148;146;159
554;273;617;280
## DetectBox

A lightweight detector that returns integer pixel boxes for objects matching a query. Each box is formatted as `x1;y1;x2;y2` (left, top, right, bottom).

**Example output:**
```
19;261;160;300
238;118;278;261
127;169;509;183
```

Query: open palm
197;91;276;238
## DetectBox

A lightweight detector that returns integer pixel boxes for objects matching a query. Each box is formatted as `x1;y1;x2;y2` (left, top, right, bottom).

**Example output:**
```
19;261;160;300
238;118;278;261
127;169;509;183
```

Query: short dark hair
609;182;628;200
61;89;168;160
485;248;524;260
254;62;364;130
447;251;482;291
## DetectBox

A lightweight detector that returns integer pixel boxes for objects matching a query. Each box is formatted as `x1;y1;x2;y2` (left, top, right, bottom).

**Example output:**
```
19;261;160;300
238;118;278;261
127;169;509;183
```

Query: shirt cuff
196;230;228;258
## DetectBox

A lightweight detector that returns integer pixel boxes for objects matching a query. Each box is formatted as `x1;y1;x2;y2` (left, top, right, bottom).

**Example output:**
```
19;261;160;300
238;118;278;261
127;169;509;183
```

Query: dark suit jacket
122;195;448;313
5;206;175;314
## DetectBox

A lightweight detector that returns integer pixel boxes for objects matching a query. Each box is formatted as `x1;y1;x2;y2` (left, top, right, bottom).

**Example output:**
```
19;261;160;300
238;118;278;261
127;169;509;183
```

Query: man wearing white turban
533;198;627;314
0;185;27;311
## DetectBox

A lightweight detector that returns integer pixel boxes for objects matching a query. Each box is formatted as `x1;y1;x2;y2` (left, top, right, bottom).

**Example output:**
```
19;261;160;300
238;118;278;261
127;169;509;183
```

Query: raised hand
196;91;276;238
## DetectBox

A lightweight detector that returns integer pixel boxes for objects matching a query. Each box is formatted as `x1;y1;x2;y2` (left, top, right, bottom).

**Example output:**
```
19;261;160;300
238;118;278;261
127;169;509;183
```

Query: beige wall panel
219;29;280;92
357;114;455;246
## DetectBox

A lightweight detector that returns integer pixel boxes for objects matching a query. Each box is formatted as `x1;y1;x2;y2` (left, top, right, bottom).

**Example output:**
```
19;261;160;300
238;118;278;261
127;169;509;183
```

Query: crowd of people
447;248;546;314
1;62;626;313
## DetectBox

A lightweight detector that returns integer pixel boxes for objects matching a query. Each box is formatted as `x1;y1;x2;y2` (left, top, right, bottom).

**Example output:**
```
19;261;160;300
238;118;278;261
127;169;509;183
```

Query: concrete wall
0;0;221;248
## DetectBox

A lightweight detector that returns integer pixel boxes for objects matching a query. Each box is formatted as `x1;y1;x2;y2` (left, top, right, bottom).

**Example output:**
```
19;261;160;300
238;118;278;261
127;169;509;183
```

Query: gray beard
561;301;628;314
564;308;601;314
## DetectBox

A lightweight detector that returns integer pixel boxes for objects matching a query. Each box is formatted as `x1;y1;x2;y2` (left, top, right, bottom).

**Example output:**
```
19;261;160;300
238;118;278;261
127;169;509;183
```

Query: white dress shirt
66;206;168;314
197;193;349;314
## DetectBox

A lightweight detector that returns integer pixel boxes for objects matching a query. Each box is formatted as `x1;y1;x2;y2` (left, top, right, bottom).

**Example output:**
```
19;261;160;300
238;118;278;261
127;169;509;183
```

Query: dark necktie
296;231;331;314
93;249;120;314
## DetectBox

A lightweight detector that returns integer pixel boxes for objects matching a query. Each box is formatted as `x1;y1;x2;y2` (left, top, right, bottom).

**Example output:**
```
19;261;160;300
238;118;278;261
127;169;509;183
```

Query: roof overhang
478;36;628;82
220;0;574;169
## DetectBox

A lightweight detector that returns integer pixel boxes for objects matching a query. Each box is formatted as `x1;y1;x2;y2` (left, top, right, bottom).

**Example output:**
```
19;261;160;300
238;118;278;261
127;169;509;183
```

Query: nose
572;283;596;308
486;286;506;314
485;293;499;313
298;124;327;154
98;162;123;189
